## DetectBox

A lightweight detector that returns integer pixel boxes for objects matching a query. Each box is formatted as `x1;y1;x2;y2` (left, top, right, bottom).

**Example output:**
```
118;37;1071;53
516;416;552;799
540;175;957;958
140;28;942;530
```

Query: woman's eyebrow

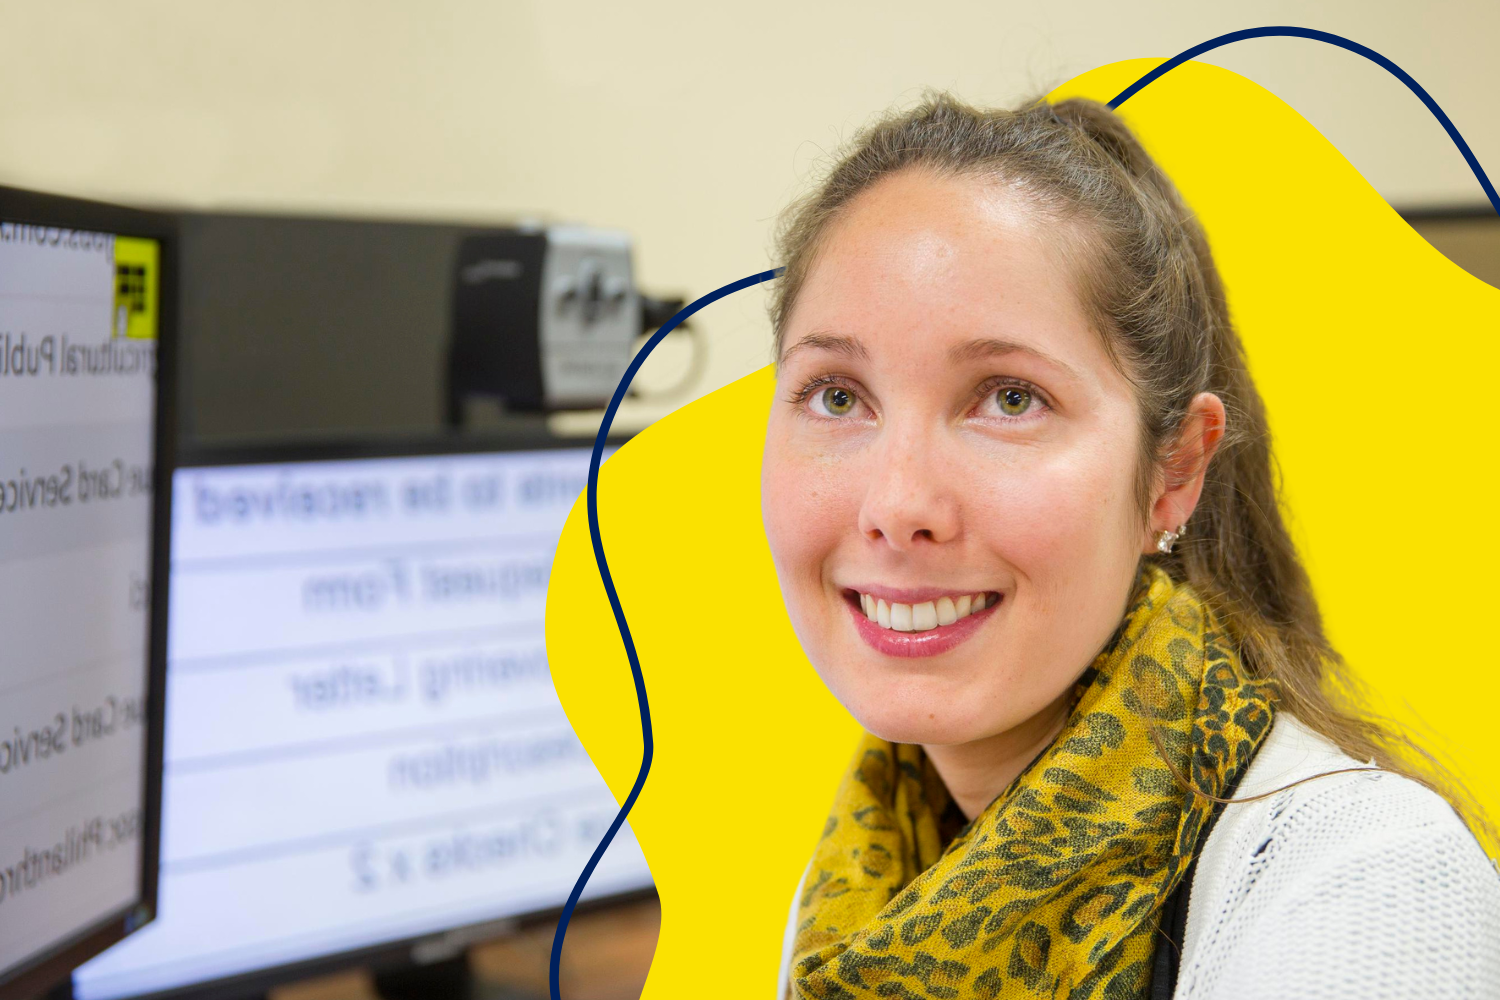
781;332;870;365
948;337;1083;382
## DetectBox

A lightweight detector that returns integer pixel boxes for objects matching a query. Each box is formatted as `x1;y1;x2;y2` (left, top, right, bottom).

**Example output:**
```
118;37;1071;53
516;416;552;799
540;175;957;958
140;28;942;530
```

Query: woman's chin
850;702;986;747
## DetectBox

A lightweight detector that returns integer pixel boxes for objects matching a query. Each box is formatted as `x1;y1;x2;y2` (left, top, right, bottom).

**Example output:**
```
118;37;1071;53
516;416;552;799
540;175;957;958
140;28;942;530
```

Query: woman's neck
921;685;1078;821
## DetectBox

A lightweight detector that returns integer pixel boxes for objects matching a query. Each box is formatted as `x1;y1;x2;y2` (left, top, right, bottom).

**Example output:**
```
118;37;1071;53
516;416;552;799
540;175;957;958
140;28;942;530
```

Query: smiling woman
759;93;1500;1000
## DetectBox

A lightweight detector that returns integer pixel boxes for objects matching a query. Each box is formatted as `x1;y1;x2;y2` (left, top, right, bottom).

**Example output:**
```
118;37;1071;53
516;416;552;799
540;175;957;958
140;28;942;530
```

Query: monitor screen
73;445;652;1000
0;205;167;995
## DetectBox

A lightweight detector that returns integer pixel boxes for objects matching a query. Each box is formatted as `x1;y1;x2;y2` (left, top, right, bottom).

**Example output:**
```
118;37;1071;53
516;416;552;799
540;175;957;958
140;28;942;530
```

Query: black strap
1149;762;1253;999
1149;839;1202;999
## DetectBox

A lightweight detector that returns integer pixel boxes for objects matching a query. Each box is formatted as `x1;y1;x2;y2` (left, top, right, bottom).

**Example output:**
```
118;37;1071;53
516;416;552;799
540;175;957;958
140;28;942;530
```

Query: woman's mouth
848;590;999;631
841;588;1003;658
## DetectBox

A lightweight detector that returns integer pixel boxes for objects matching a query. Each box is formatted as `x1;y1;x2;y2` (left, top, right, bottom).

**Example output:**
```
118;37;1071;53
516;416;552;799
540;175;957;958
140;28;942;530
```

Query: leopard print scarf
791;564;1276;999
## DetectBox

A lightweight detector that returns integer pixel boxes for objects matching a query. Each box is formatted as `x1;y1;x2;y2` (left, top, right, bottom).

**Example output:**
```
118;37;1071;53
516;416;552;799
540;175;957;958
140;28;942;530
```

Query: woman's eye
996;386;1032;416
817;385;857;417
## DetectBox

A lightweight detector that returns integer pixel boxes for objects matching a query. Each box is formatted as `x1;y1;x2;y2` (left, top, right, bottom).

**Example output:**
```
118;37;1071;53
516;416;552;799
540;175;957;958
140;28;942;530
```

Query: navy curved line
1107;26;1499;215
549;268;781;1000
551;28;1497;1000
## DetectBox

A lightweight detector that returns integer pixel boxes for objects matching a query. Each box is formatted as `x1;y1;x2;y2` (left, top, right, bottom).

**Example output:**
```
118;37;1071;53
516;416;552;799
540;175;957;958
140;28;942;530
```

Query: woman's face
761;168;1153;747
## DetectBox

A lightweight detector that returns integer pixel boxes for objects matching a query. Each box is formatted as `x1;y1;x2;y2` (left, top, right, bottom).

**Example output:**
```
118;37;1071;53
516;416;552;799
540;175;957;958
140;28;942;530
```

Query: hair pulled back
769;91;1490;844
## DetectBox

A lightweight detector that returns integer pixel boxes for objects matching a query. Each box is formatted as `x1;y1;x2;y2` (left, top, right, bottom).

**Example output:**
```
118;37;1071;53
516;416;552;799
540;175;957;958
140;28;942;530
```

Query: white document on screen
0;226;156;982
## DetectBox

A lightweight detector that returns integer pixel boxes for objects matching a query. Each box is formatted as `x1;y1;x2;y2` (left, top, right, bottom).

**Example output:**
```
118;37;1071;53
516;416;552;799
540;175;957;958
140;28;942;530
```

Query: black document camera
448;226;684;417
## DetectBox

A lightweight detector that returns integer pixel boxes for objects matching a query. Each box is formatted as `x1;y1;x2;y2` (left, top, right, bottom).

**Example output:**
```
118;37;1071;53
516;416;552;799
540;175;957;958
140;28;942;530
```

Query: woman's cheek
974;457;1100;564
762;443;850;608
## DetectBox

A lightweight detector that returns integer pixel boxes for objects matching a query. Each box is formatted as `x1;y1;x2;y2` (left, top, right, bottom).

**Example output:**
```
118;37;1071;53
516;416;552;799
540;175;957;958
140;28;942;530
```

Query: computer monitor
0;187;174;999
1400;205;1500;290
73;438;653;1000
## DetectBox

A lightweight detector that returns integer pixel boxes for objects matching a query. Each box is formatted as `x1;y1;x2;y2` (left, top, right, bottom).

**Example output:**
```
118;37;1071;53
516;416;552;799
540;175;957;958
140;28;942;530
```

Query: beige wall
2;0;1494;430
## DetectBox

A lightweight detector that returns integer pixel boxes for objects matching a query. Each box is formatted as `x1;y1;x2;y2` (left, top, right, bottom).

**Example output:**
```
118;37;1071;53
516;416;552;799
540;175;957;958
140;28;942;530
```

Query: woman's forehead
787;171;1104;376
828;166;1047;247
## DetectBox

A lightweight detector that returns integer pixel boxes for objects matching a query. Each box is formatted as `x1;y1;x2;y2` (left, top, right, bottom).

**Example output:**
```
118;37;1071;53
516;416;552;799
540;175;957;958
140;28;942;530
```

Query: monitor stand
372;953;544;1000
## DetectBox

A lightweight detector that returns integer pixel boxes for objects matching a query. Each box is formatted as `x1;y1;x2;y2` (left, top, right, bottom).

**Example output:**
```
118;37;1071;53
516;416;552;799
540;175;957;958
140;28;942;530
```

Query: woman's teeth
856;592;998;632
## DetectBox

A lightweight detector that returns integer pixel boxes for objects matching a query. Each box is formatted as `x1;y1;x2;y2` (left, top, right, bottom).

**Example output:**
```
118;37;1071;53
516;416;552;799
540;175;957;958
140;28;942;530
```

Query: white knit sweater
776;714;1500;998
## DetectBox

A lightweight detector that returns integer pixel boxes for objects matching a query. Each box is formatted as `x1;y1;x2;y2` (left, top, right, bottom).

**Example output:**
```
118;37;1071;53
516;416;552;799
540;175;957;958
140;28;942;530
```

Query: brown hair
768;90;1494;848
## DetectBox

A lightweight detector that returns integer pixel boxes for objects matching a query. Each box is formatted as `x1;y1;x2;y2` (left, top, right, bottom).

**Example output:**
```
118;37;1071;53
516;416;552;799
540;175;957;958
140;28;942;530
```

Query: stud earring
1156;523;1186;555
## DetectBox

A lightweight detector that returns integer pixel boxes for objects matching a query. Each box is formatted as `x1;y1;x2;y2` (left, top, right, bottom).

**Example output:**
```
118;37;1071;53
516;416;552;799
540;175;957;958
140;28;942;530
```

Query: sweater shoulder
1195;712;1480;856
1178;713;1500;998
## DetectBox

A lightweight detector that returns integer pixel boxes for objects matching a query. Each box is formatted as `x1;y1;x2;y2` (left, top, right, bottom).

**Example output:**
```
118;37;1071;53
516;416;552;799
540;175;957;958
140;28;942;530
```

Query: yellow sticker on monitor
113;236;158;341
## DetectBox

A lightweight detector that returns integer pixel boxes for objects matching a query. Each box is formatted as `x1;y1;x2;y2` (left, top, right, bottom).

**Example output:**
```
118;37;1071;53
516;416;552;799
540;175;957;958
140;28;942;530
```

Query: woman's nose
856;428;961;550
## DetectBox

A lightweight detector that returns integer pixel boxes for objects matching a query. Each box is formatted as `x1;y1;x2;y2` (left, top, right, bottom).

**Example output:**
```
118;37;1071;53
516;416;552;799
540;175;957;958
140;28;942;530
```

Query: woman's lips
844;589;1002;658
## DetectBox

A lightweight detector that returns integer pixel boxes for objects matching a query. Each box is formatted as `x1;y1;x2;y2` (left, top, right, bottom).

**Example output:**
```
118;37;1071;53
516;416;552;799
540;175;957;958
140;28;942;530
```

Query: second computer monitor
73;439;652;1000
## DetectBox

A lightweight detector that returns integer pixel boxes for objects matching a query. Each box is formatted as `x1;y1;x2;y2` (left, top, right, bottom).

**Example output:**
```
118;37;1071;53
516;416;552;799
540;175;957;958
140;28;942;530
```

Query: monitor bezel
0;184;177;1000
78;431;655;1000
174;427;632;470
1397;201;1498;222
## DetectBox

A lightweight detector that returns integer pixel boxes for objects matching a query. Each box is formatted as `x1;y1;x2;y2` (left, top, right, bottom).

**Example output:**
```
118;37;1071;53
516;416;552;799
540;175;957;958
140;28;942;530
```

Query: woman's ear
1145;392;1226;552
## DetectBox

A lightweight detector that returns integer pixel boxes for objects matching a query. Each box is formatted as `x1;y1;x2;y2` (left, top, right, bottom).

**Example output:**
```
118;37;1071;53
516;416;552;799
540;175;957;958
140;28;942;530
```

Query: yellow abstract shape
545;57;1499;998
